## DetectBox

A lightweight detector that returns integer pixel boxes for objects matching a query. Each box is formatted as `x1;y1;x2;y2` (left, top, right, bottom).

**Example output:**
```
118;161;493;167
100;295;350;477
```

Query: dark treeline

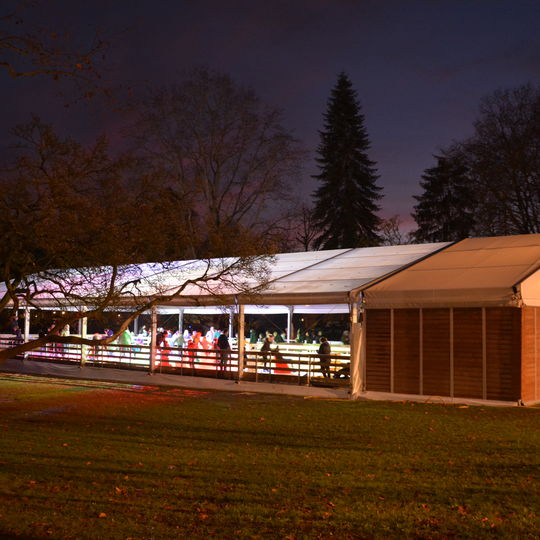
412;83;540;242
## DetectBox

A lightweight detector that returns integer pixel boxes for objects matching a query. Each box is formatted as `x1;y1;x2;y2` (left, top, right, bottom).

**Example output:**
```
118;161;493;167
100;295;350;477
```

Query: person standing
119;328;133;364
217;330;231;371
260;334;274;370
206;326;216;344
318;336;331;378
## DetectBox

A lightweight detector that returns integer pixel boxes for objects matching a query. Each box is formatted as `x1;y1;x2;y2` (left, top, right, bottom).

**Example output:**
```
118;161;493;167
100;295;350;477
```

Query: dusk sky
3;0;540;230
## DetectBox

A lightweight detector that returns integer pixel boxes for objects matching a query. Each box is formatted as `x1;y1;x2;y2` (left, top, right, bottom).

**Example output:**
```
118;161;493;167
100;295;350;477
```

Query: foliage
465;83;540;236
0;118;270;361
378;215;411;245
0;374;539;539
132;67;305;252
287;204;319;251
312;72;383;249
0;6;105;100
413;83;540;240
412;148;476;242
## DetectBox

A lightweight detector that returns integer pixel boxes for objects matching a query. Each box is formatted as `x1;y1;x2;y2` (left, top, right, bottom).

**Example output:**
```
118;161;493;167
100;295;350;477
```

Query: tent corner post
237;304;245;380
80;307;88;367
149;306;157;374
349;291;365;400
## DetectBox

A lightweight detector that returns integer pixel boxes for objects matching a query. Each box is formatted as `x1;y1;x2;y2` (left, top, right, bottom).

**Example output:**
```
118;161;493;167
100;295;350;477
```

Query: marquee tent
360;234;540;405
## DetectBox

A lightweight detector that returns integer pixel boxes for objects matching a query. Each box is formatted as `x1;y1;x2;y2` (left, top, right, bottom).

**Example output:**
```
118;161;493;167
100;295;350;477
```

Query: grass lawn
0;373;539;539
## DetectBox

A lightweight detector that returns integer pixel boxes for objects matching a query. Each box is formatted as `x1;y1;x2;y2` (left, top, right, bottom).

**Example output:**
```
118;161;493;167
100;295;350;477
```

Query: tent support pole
350;292;364;399
149;307;157;374
23;306;30;359
178;308;184;336
238;304;245;379
287;306;294;342
390;309;395;393
419;308;423;395
482;308;487;400
80;307;88;367
23;306;30;343
228;308;234;339
450;308;454;397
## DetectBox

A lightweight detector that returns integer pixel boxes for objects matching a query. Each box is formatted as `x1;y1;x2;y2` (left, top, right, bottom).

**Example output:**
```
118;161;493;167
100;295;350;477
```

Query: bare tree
378;215;409;246
464;83;540;235
290;205;319;251
0;118;270;362
132;67;305;250
1;7;105;84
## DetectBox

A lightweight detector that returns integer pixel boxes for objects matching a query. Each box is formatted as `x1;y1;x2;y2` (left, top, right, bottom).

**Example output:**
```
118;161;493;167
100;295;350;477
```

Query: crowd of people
5;314;349;377
107;325;232;370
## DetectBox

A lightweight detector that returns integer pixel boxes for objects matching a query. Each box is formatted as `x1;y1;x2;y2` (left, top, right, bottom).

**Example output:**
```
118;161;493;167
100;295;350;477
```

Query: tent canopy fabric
8;243;449;310
240;243;449;305
363;235;540;308
161;243;449;306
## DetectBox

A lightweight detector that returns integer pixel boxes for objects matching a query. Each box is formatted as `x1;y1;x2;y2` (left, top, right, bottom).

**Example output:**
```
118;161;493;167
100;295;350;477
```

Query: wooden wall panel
536;308;540;401
366;309;391;392
453;308;483;399
367;306;527;403
422;309;451;396
394;309;420;394
486;307;521;401
521;307;538;403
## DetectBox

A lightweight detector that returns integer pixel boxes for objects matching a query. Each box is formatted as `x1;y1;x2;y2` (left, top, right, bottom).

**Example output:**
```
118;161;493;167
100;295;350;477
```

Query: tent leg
287;306;294;342
228;308;234;340
178;308;184;337
349;293;364;399
238;304;245;380
80;309;88;367
23;307;30;359
149;307;157;374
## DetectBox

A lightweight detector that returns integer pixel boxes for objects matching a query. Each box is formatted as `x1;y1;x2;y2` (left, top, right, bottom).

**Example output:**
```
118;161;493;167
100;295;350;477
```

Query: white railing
0;336;351;386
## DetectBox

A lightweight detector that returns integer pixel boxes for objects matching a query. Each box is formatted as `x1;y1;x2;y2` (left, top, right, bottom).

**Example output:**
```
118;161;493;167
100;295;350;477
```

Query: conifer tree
312;72;382;249
412;148;476;242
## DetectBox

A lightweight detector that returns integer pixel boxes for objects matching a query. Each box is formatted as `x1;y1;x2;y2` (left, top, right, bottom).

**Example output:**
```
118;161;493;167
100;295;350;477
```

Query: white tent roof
251;243;449;305
158;243;448;306
363;234;540;308
9;242;449;310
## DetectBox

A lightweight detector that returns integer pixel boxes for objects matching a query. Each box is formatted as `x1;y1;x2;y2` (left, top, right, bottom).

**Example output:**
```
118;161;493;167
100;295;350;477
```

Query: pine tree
312;72;382;249
412;148;476;243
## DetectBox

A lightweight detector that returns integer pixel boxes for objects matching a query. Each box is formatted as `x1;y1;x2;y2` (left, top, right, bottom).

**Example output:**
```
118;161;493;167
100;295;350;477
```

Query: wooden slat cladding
521;307;538;403
366;309;391;391
486;308;521;401
453;308;483;398
422;309;451;396
365;306;527;402
394;309;420;394
536;308;540;400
